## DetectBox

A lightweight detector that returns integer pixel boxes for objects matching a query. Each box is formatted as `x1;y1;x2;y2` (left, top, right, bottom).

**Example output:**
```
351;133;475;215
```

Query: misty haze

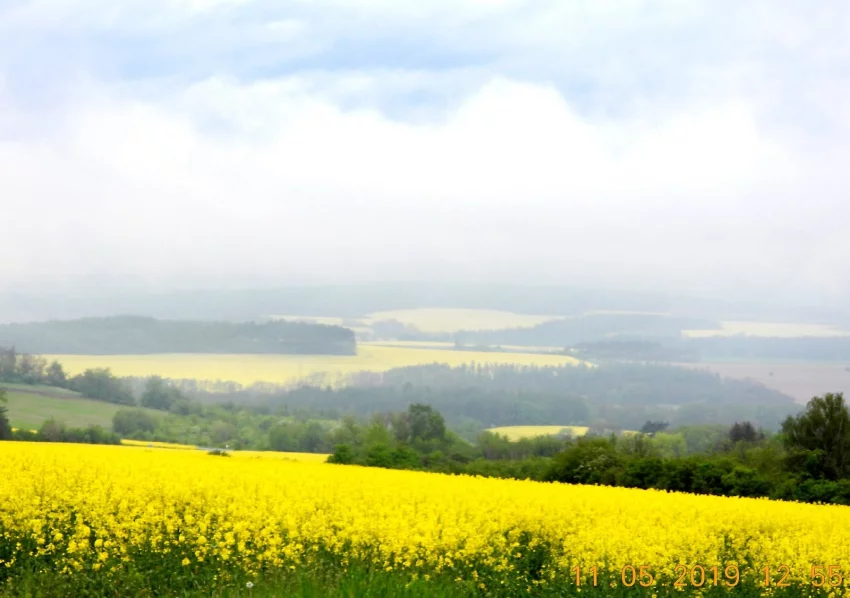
2;2;850;597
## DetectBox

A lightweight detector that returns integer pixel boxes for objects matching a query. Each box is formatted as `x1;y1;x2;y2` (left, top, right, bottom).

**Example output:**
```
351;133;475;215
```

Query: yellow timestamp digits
760;565;842;587
570;565;656;588
810;565;842;587
674;564;740;588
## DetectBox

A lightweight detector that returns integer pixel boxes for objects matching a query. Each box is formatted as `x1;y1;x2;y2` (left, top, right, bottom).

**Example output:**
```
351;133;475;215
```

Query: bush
113;409;158;436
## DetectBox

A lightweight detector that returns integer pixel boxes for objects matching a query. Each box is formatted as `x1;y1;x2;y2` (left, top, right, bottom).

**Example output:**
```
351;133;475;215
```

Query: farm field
487;425;590;440
45;345;584;387
366;340;564;353
0;383;80;397
3;442;850;597
118;441;330;462
676;362;850;403
364;308;560;333
2;388;148;429
682;320;850;338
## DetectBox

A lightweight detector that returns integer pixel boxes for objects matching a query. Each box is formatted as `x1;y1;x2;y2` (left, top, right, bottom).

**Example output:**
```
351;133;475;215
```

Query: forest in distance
0;316;356;355
3;309;850;365
0;346;803;439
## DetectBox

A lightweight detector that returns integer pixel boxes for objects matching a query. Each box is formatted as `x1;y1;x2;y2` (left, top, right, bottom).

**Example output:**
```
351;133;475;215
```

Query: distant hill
3;282;849;325
455;313;720;346
0;316;357;355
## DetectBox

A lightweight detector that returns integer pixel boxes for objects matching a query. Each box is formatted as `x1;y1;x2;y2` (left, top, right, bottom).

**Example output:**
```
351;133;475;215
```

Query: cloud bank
1;0;848;305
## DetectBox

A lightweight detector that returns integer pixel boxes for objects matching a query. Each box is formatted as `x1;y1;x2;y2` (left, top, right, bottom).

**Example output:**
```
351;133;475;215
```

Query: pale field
487;425;590;440
46;345;584;386
120;443;330;462
364;340;564;352
683;320;850;338
120;439;197;450
228;450;330;462
365;308;561;333
675;362;850;403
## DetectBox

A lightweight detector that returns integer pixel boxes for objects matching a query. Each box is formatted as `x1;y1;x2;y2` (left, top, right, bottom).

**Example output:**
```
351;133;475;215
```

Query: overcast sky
1;0;848;304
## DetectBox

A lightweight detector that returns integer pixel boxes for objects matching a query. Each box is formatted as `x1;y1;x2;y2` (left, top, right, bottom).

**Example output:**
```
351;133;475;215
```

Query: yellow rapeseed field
118;442;330;461
227;450;330;462
682;320;850;338
2;442;850;595
46;345;584;386
120;439;198;450
486;426;590;440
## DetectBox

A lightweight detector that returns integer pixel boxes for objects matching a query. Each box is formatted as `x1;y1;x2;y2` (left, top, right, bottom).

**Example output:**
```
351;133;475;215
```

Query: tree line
5;350;798;433
279;363;796;431
0;316;356;355
0;347;135;405
325;393;850;506
454;313;719;346
124;362;796;432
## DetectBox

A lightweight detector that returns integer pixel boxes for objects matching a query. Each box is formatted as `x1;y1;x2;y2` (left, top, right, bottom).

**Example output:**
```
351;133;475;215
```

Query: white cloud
0;1;848;304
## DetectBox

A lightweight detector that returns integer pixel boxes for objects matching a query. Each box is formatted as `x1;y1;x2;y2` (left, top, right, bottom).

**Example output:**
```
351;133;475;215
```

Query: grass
117;443;331;462
487;425;590;440
45;345;585;387
120;439;198;450
227;450;330;462
2;389;148;429
0;383;81;396
0;564;796;598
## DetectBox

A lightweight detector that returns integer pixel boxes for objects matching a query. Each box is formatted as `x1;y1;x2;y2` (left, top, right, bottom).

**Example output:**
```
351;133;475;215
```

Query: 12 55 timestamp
570;564;845;588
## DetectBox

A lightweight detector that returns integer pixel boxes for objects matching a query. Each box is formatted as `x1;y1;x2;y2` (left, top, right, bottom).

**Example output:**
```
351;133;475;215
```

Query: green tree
365;443;394;468
328;444;355;464
0;348;16;381
17;353;47;384
39;417;66;442
543;437;621;485
70;368;136;406
44;360;67;387
210;421;237;445
140;376;184;411
729;421;764;444
0;388;12;440
407;403;446;443
269;423;301;452
782;392;850;480
112;408;157;437
651;432;688;458
639;420;669;436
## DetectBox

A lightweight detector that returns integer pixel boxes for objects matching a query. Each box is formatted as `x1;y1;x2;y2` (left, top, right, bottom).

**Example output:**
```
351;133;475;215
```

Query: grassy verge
0;567;820;598
2;559;839;598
